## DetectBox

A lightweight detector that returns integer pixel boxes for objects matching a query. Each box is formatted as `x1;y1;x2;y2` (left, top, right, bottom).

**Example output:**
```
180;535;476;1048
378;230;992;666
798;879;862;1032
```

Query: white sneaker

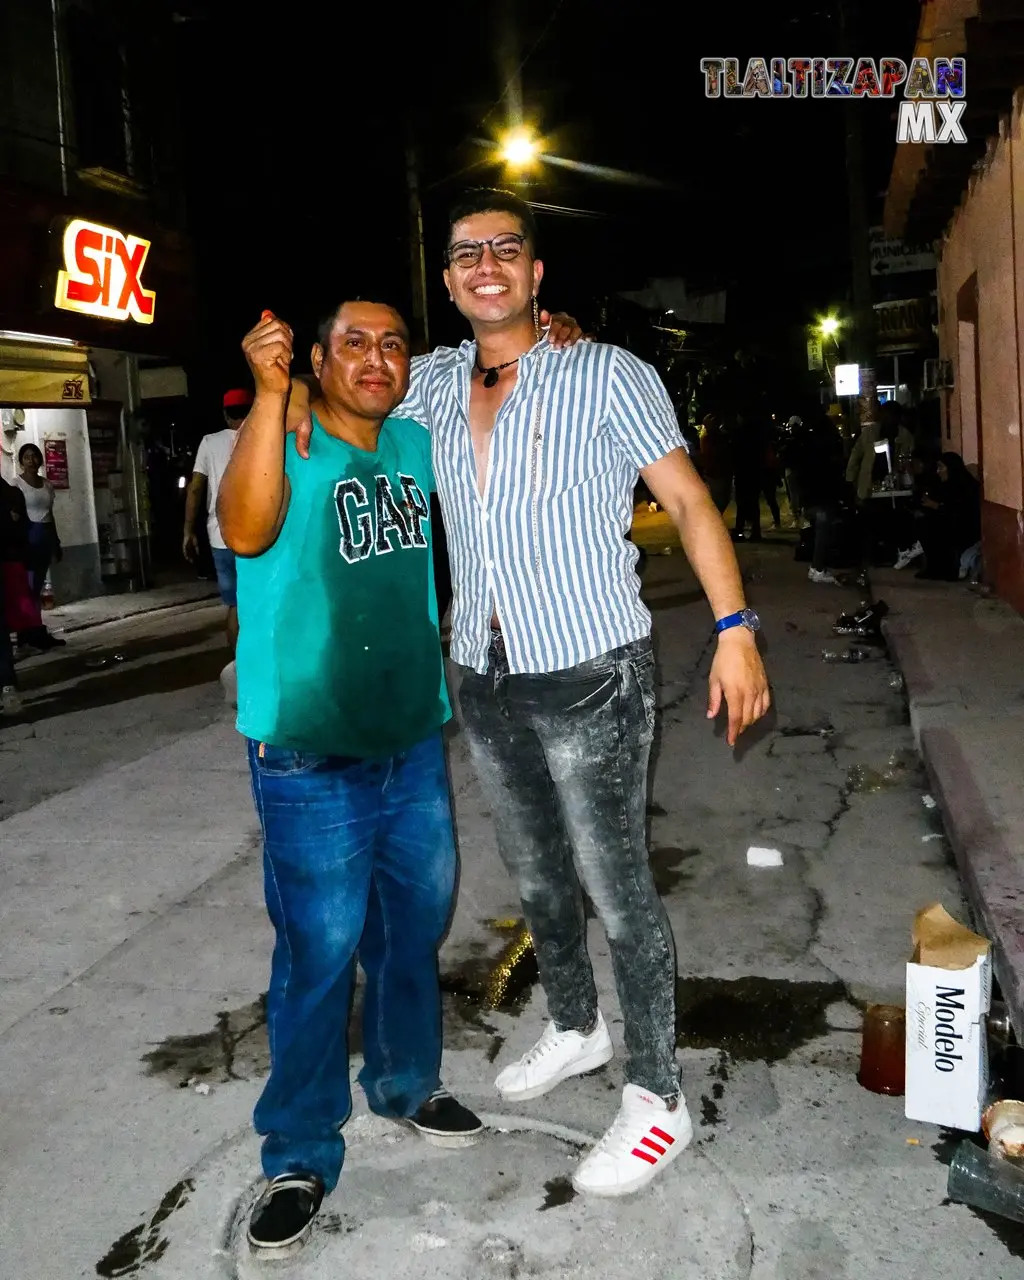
494;1012;613;1101
808;567;839;584
1;685;21;714
572;1083;693;1198
894;541;924;571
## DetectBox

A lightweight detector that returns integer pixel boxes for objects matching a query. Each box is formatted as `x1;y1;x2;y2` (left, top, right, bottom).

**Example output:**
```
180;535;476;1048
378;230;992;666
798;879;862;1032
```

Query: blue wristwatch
714;608;761;636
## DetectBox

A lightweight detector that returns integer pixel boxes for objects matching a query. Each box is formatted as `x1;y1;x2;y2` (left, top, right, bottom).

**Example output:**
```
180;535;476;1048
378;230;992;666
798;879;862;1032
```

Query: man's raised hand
242;311;293;397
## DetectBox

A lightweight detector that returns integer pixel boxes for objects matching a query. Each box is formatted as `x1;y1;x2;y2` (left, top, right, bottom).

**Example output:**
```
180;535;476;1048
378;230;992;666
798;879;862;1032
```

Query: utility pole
406;135;430;353
840;0;877;431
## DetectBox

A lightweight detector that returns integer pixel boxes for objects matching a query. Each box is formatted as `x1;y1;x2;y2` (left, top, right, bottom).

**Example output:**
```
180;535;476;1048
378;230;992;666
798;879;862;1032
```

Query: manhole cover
230;1112;747;1279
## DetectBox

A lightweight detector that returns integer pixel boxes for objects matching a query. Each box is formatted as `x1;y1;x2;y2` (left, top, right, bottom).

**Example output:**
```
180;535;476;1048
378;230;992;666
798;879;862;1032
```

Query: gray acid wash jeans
456;632;680;1098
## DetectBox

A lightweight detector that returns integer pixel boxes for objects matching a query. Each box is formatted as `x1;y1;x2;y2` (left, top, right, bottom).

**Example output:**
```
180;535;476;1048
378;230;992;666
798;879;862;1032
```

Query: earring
532;295;540;341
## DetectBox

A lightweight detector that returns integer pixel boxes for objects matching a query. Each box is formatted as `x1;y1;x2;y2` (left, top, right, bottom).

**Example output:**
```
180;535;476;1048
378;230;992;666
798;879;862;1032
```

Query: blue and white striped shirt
398;339;686;675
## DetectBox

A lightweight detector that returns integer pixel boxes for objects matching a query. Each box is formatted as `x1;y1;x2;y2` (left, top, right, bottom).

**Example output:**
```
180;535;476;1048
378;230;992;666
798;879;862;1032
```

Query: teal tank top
235;415;450;757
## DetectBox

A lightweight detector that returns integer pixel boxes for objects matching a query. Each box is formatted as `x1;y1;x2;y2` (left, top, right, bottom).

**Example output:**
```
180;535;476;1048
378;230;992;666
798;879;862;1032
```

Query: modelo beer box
906;903;992;1132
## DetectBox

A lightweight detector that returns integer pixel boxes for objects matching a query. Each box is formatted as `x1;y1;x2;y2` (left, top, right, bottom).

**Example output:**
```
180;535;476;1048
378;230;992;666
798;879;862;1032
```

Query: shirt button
488;560;495;569
481;511;490;522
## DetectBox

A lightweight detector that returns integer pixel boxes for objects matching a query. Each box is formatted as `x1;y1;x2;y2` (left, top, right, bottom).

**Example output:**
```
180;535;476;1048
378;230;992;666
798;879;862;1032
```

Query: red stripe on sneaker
640;1136;667;1154
631;1148;659;1165
649;1126;675;1145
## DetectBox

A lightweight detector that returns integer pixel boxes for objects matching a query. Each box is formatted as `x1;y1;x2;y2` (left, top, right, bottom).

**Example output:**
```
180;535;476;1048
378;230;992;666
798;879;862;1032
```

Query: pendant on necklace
483;368;499;388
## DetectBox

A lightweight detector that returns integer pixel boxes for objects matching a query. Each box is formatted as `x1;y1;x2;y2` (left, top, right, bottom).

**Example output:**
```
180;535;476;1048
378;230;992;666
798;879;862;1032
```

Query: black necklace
476;355;520;388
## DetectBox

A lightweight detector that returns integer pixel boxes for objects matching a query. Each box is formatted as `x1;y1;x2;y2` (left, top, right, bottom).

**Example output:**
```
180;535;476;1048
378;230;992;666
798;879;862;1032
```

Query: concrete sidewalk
877;568;1024;1037
47;580;220;634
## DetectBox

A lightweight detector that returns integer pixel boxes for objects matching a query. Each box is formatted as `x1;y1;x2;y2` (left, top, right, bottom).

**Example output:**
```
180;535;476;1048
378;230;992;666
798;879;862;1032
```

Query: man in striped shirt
294;188;770;1198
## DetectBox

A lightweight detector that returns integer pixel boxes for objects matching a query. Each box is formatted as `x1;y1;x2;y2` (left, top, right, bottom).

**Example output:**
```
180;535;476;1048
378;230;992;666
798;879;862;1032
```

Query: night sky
174;0;921;405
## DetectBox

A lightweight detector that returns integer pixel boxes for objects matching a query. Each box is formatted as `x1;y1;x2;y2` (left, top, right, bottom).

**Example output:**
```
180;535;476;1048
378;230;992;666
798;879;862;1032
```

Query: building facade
0;0;196;600
885;0;1024;613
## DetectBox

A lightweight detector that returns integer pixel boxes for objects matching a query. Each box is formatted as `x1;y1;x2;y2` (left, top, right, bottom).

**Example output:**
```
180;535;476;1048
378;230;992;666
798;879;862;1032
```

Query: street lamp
817;315;840;338
499;129;540;171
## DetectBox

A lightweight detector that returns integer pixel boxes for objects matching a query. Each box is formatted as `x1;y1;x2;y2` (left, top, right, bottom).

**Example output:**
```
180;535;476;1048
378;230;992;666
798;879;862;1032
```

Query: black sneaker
247;1172;324;1256
406;1088;483;1148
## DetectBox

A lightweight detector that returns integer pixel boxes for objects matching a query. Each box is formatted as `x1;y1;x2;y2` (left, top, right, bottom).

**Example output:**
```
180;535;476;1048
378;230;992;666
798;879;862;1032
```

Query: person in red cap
183;388;253;652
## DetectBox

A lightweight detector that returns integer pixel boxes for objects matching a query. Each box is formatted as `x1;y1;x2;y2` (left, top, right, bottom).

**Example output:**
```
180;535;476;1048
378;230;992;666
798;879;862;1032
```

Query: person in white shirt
15;443;62;601
184;389;251;652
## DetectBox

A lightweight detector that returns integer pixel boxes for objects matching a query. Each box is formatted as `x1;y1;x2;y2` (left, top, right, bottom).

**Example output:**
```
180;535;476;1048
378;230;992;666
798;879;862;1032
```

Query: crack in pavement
697;1147;756;1280
657;630;717;714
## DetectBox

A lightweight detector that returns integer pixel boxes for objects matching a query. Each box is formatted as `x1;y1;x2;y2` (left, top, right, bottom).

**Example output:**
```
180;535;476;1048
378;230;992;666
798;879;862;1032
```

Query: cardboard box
905;903;992;1132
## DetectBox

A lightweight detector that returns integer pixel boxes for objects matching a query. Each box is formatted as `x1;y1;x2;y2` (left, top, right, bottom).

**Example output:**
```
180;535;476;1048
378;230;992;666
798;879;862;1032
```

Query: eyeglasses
444;233;526;268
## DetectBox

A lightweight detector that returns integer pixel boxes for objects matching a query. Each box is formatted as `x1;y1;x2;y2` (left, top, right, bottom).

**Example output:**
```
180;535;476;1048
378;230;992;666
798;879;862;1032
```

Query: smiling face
311;301;411;420
443;210;544;331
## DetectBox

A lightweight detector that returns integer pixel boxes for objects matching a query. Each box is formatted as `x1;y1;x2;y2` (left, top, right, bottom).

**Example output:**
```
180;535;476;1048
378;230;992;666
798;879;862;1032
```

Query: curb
50;591;221;635
884;618;1024;1041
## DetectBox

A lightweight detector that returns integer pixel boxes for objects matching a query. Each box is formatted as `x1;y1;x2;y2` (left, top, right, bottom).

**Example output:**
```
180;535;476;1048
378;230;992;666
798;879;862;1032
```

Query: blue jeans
457;635;680;1099
247;730;457;1193
211;546;237;607
808;504;837;572
26;521;58;599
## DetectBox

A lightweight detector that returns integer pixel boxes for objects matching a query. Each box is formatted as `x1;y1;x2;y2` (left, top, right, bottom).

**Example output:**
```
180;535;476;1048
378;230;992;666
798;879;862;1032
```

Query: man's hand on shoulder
284;378;316;459
539;310;588;349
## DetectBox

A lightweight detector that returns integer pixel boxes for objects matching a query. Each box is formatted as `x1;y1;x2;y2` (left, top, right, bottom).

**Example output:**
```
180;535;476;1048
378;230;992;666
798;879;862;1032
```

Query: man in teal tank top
218;300;481;1258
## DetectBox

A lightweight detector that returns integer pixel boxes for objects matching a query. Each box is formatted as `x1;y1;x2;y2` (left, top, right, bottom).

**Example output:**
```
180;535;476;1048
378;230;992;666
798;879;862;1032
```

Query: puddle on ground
145;922;540;1078
650;846;701;894
142;996;268;1086
676;976;848;1062
540;1175;578;1211
439;919;540;1040
699;1050;730;1128
96;1178;194;1277
778;722;835;739
846;748;920;795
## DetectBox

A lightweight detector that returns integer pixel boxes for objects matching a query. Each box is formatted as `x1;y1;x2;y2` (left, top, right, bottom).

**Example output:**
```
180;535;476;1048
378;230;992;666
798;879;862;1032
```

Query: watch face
741;608;761;631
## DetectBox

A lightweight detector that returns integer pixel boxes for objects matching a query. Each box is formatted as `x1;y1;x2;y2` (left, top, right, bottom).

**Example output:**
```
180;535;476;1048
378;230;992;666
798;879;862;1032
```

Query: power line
528;200;610;219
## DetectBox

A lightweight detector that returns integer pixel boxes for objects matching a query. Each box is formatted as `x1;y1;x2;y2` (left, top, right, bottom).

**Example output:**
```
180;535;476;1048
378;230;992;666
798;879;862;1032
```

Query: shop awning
0;339;91;406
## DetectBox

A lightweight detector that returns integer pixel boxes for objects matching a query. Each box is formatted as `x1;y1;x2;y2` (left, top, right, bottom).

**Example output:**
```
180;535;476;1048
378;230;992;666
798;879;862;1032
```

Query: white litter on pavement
747;846;784;868
194;1083;211;1096
412;1233;449;1252
921;833;943;842
922;794;937;809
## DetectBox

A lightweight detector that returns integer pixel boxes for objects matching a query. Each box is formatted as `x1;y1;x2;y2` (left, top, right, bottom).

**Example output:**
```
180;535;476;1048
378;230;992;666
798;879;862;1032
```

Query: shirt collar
458;337;550;369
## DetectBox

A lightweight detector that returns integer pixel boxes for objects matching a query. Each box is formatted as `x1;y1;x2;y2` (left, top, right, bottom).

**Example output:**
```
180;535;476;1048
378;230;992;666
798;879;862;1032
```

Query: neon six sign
54;219;156;324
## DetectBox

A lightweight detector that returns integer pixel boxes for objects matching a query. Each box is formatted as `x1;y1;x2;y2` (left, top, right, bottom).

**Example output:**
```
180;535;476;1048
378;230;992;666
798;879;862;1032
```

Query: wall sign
43;437;70;489
54;218;156;325
835;363;861;396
